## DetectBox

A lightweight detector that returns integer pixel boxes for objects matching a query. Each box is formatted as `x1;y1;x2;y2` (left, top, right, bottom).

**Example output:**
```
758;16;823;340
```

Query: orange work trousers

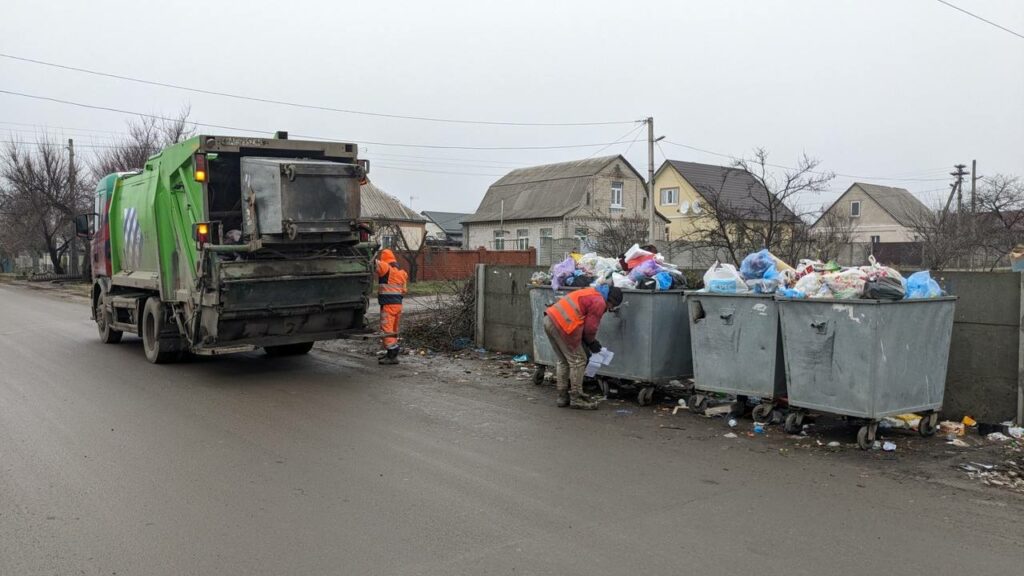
380;304;403;349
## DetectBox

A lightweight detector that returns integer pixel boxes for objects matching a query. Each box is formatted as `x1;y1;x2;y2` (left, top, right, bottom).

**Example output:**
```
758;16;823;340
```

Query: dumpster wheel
689;394;708;414
598;378;611;399
783;412;804;435
637;386;655;407
533;366;546;385
752;404;774;422
918;412;938;437
857;422;878;450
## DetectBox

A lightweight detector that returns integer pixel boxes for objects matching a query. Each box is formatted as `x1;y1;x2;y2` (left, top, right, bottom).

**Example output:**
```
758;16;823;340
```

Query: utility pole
942;164;968;220
970;159;978;213
646;117;655;243
68;138;79;277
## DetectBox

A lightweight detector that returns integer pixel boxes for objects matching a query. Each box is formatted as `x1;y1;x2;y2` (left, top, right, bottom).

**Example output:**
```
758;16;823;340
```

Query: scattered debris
753;423;766;435
827;441;841;448
723;432;738;439
948;439;970;448
882;441;897;452
987;432;1011;442
512;354;529;363
727;418;738;428
704;405;733;417
939;421;965;437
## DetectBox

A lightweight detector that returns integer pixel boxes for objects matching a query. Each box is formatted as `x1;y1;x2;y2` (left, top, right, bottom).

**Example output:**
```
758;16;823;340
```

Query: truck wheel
264;342;315;357
142;297;180;364
95;291;122;344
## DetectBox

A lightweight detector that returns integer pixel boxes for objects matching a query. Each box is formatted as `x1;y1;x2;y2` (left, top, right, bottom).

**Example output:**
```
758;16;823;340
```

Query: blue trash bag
740;249;774;280
778;287;806;299
707;278;740;293
653;271;673;291
904;271;944;299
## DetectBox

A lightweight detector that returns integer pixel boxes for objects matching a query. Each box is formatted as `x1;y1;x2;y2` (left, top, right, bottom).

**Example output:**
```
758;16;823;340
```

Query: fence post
475;263;486;348
1018;272;1024;425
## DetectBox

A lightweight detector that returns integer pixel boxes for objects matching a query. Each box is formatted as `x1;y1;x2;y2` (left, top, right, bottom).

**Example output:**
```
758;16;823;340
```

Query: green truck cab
79;134;375;363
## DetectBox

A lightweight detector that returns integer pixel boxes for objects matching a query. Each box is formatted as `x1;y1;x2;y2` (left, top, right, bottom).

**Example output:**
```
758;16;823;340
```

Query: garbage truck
76;133;376;363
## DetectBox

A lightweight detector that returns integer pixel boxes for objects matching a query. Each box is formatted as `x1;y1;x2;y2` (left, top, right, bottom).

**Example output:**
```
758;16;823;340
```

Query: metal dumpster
778;297;956;448
529;286;692;405
686;292;785;420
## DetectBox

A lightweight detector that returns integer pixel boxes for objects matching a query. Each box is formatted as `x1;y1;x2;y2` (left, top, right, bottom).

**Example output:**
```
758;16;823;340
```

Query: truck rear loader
78;134;376;363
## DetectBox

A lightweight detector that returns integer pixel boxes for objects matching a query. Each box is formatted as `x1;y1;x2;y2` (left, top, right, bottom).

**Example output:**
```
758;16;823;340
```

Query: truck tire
95;290;122;344
263;342;315;357
142;297;181;364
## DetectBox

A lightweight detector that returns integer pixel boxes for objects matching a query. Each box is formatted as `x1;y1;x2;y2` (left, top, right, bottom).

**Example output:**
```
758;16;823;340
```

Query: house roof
852;183;934;227
421;211;470;234
660;160;800;222
360;181;427;223
463;155;643;223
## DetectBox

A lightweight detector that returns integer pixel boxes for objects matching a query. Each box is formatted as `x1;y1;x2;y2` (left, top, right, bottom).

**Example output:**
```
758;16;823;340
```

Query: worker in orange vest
376;248;408;365
543;285;623;409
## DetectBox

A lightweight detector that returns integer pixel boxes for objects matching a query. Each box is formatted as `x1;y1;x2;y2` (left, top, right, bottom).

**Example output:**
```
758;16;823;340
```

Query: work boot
379;347;400;365
569;392;600;410
556;389;570;408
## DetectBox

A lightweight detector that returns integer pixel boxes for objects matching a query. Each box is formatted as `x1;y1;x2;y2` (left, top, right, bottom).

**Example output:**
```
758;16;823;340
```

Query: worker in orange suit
375;248;408;365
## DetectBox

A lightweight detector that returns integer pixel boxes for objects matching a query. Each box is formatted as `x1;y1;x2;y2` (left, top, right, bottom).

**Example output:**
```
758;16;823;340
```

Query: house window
585;191;591;206
851;201;861;217
381;235;395;248
493;230;505;250
515;229;529;250
539;227;552;238
660;188;679;205
665;225;671;240
870;235;881;244
574;226;588;239
611;181;623;208
642;196;647;211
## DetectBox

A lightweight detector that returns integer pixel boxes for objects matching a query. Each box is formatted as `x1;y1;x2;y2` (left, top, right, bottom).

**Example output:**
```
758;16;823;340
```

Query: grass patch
370;279;468;297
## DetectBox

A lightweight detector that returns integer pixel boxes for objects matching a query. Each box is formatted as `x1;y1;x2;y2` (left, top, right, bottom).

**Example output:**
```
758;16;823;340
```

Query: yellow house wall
654;165;715;241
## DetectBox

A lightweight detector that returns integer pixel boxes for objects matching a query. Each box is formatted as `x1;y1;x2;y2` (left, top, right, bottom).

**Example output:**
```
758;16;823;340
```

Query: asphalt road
1;283;1022;576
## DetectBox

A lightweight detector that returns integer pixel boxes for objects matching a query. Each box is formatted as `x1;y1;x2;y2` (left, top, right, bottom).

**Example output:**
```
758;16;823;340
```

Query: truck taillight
193;222;210;246
359;229;370;242
194;154;208;183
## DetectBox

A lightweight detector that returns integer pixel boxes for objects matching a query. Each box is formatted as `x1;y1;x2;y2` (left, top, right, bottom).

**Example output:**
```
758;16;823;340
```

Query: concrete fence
475;264;1024;424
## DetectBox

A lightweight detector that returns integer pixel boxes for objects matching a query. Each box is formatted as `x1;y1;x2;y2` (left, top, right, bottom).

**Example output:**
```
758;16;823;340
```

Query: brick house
462;155;664;264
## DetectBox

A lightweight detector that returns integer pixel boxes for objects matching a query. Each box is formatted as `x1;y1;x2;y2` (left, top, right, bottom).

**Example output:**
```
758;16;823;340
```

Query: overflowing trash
534;244;687;291
699;250;945;301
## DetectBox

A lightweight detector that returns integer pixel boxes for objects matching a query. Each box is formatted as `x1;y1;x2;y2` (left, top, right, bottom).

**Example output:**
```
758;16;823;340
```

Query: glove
587;339;602;354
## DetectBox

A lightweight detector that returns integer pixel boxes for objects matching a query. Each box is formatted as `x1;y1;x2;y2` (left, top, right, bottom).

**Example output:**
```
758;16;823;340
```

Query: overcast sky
1;0;1021;215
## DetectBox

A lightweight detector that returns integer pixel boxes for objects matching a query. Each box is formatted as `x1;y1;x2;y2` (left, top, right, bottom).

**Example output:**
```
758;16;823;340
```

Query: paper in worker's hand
584;347;614;377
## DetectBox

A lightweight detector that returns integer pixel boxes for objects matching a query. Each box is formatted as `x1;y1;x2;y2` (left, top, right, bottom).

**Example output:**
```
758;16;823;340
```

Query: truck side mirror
74;213;96;239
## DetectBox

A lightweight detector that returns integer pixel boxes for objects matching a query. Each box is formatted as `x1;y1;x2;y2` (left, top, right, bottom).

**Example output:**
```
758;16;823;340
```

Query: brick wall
398;247;536;281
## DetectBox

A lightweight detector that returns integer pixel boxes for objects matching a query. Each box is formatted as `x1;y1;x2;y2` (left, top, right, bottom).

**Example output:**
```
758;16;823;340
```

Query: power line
0;89;643;151
934;0;1024;41
661;139;949;182
0;52;635;127
371;164;506;177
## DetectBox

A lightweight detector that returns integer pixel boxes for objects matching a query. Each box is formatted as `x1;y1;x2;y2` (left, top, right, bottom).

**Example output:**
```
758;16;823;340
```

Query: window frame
850;200;862;218
659;187;679;206
610;181;624;208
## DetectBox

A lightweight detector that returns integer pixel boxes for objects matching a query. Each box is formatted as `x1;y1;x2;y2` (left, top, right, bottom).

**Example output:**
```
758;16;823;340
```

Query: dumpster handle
810;319;829;334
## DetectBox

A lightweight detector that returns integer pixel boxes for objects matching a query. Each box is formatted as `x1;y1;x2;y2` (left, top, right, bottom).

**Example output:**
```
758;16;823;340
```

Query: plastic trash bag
550;256;576;290
740;249;775;279
823;269;867;299
623;243;655;271
653;271;673;291
863;276;905;300
702;262;749;294
778;287;806;299
905;270;944;299
530;271;552;285
628;259;664;282
612;272;636;289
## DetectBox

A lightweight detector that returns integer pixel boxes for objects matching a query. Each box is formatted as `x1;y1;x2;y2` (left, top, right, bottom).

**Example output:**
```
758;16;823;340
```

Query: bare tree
91;106;195;177
585;212;650;257
681;148;834;265
972;174;1024;269
809;205;858;262
0;138;91;274
375;218;427;283
904;205;977;271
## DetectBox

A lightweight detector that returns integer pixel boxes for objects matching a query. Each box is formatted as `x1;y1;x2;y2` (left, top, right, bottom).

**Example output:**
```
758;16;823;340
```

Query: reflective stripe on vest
545;289;592;334
378;264;405;305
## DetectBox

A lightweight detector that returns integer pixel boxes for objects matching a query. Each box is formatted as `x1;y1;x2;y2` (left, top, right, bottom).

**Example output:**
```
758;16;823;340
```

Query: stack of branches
400;279;476;352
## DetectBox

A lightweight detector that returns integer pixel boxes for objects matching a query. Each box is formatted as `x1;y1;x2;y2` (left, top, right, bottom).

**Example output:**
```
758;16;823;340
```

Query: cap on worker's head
607;287;624;308
379;248;397;263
